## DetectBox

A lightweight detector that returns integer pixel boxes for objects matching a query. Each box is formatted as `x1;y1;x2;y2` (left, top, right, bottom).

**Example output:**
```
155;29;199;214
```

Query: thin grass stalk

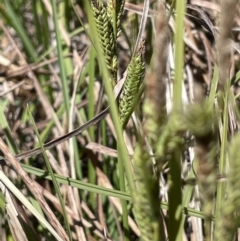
51;0;70;121
88;45;96;139
74;67;89;181
21;163;130;200
168;150;182;240
18;163;216;221
169;0;186;239
101;119;107;149
19;157;210;218
28;106;73;241
67;52;87;240
91;0;130;237
85;2;135;240
117;149;129;241
173;0;185;111
88;47;97;209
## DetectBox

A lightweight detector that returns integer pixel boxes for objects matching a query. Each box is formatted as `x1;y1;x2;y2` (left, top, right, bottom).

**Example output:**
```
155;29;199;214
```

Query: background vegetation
0;0;240;240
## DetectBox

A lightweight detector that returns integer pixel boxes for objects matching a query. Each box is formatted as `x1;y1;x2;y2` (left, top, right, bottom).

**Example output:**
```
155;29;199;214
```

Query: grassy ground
0;0;240;241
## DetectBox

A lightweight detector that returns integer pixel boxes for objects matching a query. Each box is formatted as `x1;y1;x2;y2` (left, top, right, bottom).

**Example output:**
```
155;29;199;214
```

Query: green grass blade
21;163;131;200
88;47;97;209
84;3;134;239
20;163;215;221
28;105;72;241
51;0;70;121
169;0;187;240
